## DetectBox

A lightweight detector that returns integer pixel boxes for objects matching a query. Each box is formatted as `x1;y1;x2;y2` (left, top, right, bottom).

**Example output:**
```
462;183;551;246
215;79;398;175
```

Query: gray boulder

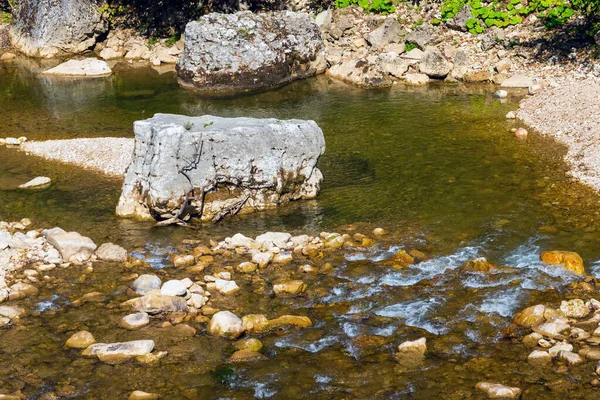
367;17;402;50
116;114;325;222
419;48;452;79
9;0;107;58
446;5;474;32
176;11;326;95
405;25;439;50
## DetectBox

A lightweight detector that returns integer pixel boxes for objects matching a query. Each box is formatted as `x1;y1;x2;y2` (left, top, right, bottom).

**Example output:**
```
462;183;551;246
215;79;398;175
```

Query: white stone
548;342;573;357
131;274;161;295
501;73;535;88
475;382;521;399
96;243;128;262
255;232;292;249
46;231;97;263
83;340;155;362
209;311;245;339
252;252;273;268
215;279;240;295
121;312;150;330
559;299;590;318
405;73;430;86
161;280;187;296
42;59;112;77
18;176;51;189
186;293;208;308
528;350;552;366
494;90;508;98
397;337;426;354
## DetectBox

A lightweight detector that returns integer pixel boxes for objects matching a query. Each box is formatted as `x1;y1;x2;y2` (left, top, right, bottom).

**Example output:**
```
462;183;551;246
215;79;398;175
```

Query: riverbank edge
517;78;600;193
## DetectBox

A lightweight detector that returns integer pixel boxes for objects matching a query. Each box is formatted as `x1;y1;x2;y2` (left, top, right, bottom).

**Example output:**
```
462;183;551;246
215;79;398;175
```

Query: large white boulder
116;114;325;222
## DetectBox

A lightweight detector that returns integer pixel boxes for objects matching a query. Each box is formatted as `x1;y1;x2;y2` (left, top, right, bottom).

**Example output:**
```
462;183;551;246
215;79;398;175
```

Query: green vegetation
164;32;181;47
335;0;396;14
147;36;159;46
441;0;576;33
98;3;126;25
203;121;214;128
404;42;417;51
184;121;194;131
1;11;11;23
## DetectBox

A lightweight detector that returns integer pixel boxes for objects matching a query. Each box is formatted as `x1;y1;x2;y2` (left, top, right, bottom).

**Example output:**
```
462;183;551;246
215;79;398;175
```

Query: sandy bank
517;78;600;191
21;138;134;177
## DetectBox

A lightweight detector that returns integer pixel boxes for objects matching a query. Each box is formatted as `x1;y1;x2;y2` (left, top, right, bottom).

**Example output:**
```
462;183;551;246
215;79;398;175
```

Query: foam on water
274;335;338;353
375;297;448;335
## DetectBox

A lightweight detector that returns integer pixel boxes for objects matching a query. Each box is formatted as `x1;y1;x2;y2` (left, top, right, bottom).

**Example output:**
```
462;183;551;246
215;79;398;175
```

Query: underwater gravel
21;138;134;177
518;77;600;191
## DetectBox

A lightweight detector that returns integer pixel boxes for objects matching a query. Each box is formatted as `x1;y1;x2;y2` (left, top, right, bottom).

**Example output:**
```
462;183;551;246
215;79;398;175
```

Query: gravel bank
518;78;600;191
21;138;134;176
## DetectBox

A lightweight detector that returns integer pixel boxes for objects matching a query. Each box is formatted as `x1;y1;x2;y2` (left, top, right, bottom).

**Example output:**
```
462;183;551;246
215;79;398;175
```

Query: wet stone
228;349;268;363
475;382;521;399
122;291;188;314
234;338;263;352
273;280;307;296
514;304;545;328
559;299;590;319
65;331;96;349
121;312;150;330
129;391;159;400
209;311;244;339
528;350;552;366
130;275;161;295
242;314;270;334
83;340;155;364
558;350;583;365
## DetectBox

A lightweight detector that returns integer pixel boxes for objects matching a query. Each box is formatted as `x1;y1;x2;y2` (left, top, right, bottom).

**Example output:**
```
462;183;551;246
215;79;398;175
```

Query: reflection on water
2;60;600;398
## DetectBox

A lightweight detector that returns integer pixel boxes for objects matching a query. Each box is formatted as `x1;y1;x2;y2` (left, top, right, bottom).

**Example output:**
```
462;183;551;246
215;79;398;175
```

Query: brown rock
65;331;96;349
540;251;585;275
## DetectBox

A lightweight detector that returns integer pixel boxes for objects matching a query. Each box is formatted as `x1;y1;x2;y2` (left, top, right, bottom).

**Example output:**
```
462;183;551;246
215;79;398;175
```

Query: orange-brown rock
540;251;585;275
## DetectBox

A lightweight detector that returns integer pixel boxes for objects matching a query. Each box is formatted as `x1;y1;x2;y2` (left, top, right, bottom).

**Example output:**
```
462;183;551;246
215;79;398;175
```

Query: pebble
65;331;96;349
514;128;528;138
506;111;516;119
121;312;150;330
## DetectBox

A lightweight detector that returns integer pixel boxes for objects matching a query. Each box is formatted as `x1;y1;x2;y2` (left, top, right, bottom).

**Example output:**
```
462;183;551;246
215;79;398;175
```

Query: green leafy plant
147;36;159;46
184;121;194;131
203;121;214;128
336;0;396;14
404;42;418;52
1;11;11;23
441;0;575;34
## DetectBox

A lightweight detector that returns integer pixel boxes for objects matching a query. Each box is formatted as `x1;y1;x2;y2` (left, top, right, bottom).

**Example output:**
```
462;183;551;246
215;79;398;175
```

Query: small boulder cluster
0;219;127;326
513;297;600;383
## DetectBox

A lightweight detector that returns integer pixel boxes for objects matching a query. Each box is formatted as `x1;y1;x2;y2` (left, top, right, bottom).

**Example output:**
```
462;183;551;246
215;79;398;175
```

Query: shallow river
1;59;600;398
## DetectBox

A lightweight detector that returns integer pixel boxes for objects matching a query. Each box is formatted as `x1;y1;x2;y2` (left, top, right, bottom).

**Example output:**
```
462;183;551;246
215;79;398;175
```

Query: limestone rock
548;342;573;357
534;319;570;338
528;350;552;366
446;5;474;32
161;280;187;297
315;9;333;31
475;382;521;399
96;243;128;262
209;311;245;339
131;275;162;295
394;337;427;365
121;312;150;330
559;299;590;318
129;391;160;400
419;49;452;79
9;0;107;58
406;25;438;50
251;252;273;268
18;176;51;189
513;304;545;328
215;279;240;295
326;59;392;88
558;350;584;365
46;231;97;263
177;11;325;94
122;291;188;314
501;74;535;88
42;59;112;77
255;232;291;249
116;114;325;222
367;17;402;50
65;330;96;349
451;50;470;79
273;280;307;296
540;251;585;275
83;340;155;364
405;73;430;86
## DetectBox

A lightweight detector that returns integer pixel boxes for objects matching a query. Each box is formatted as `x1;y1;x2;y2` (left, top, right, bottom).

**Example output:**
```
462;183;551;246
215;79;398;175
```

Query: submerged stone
273;280;307;296
513;305;545;328
121;312;150;330
131;275;162;295
96;242;128;262
83;340;155;364
228;349;268;363
475;382;521;399
65;331;96;349
122;291;188;314
46;231;97;263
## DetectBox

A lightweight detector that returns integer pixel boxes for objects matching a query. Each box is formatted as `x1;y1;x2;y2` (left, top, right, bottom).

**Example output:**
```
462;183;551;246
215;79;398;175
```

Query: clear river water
1;59;600;399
